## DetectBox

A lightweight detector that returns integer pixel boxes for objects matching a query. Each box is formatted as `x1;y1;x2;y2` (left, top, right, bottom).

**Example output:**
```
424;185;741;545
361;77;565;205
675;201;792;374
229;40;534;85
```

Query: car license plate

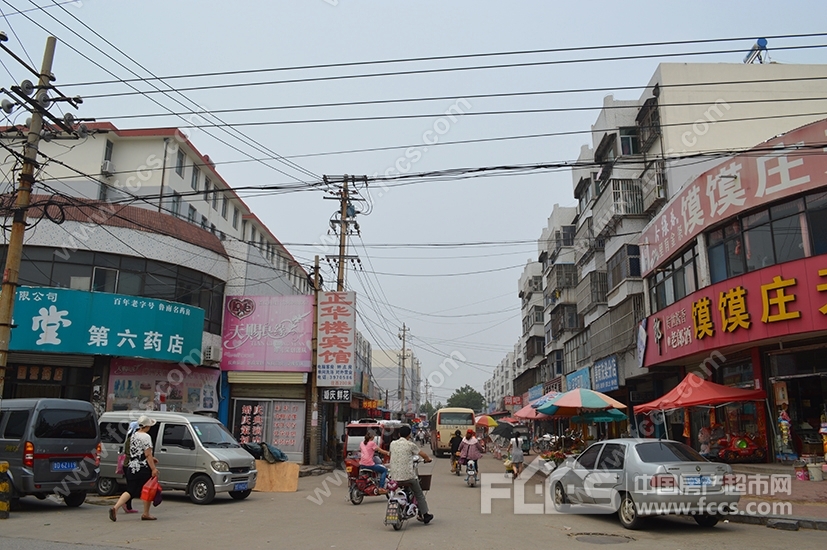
234;482;248;492
684;475;713;486
51;461;77;472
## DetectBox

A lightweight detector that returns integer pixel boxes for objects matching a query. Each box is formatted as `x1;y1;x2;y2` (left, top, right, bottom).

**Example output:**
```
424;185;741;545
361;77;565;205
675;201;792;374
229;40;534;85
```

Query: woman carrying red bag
110;415;160;521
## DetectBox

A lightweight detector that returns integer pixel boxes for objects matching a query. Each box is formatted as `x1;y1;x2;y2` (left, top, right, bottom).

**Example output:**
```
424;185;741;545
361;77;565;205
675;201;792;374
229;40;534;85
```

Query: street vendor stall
634;373;769;463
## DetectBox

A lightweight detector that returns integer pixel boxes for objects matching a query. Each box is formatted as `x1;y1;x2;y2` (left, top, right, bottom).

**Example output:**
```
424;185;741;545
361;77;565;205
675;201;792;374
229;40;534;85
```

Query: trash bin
794;460;810;481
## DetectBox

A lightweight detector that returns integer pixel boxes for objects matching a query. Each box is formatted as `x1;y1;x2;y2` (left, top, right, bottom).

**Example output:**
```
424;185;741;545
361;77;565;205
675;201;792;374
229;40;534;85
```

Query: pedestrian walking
109;415;159;521
509;434;525;478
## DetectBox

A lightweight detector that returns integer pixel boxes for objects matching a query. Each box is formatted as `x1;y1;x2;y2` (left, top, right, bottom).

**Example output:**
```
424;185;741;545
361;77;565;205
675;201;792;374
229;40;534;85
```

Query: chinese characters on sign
321;388;352;402
271;400;305;454
645;257;827;367
641;119;827;276
221;296;313;372
12;287;204;363
234;400;267;445
566;368;591;391
316;291;356;387
592;356;619;393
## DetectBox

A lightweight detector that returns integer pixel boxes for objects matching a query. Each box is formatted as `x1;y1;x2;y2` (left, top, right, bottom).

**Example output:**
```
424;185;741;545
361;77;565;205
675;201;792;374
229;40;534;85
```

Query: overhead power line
63;32;827;87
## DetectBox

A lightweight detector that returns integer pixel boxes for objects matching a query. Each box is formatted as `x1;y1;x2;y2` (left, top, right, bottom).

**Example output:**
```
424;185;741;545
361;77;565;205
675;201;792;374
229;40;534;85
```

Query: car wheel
63;491;87;508
189;474;216;505
349;486;364;505
553;482;568;511
694;514;720;528
96;477;119;496
229;489;252;500
617;493;644;530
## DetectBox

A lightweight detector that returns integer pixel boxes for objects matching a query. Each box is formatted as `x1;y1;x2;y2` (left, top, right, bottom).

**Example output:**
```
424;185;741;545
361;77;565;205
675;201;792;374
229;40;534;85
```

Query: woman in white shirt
109;415;159;522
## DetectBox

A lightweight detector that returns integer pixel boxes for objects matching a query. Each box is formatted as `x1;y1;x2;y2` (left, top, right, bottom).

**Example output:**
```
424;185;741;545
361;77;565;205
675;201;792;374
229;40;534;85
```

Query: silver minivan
0;398;100;508
97;411;257;504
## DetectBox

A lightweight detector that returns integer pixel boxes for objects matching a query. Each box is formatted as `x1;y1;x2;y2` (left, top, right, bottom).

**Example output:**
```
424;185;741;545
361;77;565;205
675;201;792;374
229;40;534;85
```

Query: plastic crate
418;474;432;491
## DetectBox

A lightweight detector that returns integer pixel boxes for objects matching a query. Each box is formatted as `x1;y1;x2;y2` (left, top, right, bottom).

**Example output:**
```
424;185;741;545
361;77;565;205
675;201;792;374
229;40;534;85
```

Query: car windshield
192;422;240;448
635;441;706;463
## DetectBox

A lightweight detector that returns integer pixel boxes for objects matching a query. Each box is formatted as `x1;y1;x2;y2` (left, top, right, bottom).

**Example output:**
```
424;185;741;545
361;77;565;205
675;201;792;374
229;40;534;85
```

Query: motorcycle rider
388;424;433;524
360;430;390;491
458;429;484;480
449;430;463;473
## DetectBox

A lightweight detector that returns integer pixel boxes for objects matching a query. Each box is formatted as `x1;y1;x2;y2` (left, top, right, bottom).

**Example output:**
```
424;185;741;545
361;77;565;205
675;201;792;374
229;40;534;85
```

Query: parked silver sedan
549;438;740;529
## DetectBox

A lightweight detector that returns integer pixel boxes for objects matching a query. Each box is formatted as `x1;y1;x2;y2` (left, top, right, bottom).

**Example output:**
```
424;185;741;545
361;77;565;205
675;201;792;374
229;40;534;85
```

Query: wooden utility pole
0;37;57;397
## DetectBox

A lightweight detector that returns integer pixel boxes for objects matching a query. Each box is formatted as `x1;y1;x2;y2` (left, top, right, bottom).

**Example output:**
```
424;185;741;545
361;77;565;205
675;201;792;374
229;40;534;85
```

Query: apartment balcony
592;178;645;238
574;217;604;267
576;270;608;316
547;263;577;292
642;160;667;214
590;294;645;360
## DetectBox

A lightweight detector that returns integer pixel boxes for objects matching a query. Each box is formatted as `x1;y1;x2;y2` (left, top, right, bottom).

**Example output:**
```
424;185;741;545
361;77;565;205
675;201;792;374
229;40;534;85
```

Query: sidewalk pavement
725;463;827;531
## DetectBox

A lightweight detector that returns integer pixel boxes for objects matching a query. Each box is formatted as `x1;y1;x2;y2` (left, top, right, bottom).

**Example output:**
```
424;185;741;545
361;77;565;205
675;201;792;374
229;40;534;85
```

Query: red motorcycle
345;458;387;505
717;432;766;463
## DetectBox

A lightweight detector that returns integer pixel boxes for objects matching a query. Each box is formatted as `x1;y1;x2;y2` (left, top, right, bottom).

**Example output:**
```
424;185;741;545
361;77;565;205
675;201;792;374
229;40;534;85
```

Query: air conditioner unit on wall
101;159;116;177
203;345;221;363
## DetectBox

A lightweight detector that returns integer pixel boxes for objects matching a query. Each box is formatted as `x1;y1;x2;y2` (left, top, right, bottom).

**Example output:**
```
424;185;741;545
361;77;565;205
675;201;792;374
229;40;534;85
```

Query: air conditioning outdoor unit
101;159;116;177
203;345;221;363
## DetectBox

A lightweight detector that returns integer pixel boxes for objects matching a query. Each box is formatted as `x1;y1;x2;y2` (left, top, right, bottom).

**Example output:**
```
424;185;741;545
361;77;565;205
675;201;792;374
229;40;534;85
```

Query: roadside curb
725;513;827;531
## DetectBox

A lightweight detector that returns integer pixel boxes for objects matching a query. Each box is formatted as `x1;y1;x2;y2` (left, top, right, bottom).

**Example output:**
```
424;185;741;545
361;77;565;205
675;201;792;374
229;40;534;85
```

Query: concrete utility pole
336;177;348;291
398;323;408;418
308;255;321;465
424;378;430;412
0;36;57;397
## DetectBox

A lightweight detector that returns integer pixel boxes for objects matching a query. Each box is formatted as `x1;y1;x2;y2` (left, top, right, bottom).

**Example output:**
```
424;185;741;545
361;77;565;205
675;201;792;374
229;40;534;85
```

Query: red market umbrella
514;404;552;420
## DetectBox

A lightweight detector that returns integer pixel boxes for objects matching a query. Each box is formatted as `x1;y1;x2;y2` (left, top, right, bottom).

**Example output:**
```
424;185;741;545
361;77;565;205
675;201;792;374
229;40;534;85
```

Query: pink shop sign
221;295;313;372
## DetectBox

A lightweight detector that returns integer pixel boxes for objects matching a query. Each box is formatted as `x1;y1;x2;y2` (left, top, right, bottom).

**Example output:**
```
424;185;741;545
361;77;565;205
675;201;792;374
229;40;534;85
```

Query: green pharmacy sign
10;287;205;364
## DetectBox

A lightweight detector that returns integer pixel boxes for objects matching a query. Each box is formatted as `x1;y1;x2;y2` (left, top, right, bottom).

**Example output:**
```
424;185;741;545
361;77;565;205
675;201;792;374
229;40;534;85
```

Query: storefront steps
724;463;827;530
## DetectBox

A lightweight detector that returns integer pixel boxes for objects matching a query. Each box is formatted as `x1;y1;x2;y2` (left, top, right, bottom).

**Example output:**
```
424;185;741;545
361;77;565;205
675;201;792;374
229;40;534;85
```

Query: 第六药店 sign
10;287;204;363
644;256;827;367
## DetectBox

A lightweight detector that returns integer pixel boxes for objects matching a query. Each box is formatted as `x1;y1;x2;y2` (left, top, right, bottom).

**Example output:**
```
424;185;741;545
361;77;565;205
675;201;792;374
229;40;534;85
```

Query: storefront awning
634;373;766;414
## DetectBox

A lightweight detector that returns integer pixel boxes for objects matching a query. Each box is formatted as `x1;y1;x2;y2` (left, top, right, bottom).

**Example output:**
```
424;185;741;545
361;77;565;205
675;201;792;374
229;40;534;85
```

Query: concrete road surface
1;454;823;550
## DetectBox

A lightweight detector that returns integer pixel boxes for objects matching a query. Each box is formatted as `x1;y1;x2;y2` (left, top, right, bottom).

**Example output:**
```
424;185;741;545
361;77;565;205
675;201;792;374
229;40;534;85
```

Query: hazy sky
2;1;825;404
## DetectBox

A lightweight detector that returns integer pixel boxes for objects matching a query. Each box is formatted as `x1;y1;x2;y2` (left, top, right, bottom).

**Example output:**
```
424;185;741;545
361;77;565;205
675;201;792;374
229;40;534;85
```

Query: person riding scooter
458;429;484;480
449;430;463;473
388;425;433;524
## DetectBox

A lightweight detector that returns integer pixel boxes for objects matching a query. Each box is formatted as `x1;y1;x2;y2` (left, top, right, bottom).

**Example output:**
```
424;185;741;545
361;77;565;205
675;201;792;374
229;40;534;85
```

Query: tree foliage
419;401;436;418
446;385;485;412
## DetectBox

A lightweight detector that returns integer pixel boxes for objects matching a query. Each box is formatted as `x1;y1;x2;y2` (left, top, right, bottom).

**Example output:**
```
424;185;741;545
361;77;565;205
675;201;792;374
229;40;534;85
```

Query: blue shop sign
528;384;544;402
566;368;591;391
592;356;619;393
11;287;205;364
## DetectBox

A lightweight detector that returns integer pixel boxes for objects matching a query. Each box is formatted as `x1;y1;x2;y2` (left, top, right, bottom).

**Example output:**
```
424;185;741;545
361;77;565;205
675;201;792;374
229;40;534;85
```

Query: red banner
641;118;827;277
644;256;827;367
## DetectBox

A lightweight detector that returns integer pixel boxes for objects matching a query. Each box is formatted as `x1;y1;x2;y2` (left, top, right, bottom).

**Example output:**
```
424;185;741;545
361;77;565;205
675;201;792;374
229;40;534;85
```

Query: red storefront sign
641;118;827;277
644;256;827;367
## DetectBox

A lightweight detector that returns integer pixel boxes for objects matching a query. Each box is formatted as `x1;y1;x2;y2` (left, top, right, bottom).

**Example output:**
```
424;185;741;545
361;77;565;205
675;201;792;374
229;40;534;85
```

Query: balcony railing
592;178;645;237
642;160;667;213
590;294;645;360
576;270;608;316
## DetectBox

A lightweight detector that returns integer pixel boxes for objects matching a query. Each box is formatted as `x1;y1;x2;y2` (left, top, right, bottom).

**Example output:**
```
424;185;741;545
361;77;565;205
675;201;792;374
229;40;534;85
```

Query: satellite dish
1;99;14;115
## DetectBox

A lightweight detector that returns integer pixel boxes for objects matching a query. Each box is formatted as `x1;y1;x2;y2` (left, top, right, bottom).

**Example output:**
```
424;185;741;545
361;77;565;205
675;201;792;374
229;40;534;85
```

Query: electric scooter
384;456;432;530
465;459;478;487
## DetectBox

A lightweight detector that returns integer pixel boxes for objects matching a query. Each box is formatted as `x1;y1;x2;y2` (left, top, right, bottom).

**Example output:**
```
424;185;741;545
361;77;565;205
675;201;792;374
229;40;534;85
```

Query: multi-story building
561;61;827;445
538;205;578;397
513;261;544;400
0;122;339;462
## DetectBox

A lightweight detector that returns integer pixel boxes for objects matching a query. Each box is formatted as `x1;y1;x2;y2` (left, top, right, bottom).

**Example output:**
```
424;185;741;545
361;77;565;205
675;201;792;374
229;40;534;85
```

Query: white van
97;411;257;504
